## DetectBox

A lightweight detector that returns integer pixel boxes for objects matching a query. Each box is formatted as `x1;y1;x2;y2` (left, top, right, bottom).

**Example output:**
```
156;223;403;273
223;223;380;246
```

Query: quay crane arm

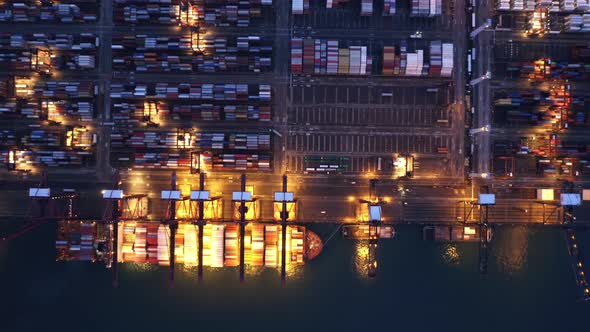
470;19;492;38
2;169;79;241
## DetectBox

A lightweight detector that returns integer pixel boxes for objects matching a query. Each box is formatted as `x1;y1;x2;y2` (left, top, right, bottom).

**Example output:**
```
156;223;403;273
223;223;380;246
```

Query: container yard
112;34;273;73
0;1;99;23
495;0;590;33
114;0;273;26
0;74;97;170
111;82;271;126
0;33;99;73
488;8;590;180
110;129;272;171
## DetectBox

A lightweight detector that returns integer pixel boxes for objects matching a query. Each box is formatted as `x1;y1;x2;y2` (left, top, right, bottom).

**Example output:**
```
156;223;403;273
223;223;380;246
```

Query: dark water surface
1;223;589;331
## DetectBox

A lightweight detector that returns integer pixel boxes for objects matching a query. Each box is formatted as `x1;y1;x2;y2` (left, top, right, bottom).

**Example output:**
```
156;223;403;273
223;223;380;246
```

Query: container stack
398;40;407;75
441;43;453;77
31;81;94;99
157;225;169;266
0;50;32;71
22;130;61;147
277;228;290;266
327;40;339;74
116;2;178;24
290;226;305;264
183;225;198;266
111;82;271;124
79;222;94;261
576;0;590;11
411;0;442;16
2;2;97;23
383;0;396;15
121;224;135;262
560;0;576;11
0;130;16;147
327;0;350;8
251;224;264;266
291;38;303;73
134;225;148;263
115;0;274;26
536;0;552;8
292;38;372;75
302;39;314;74
511;0;524;10
224;224;239;267
405;50;420;76
113;34;272;73
292;0;310;14
75;55;95;69
382;46;395;75
429;40;442;77
208;153;271;171
211;225;225;268
564;14;584;32
361;0;373;16
497;0;511;10
264;225;278;267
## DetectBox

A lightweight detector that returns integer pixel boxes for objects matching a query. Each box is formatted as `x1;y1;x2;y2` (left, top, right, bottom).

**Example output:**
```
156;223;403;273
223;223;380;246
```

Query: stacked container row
291;38;372;75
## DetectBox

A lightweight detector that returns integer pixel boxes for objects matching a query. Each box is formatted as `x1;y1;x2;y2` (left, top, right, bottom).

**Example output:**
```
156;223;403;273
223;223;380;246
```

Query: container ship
56;220;322;267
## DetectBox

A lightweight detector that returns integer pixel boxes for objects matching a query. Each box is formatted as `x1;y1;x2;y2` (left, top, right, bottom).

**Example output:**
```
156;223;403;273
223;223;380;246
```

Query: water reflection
352;241;370;279
122;262;158;273
493;226;529;276
441;243;460;266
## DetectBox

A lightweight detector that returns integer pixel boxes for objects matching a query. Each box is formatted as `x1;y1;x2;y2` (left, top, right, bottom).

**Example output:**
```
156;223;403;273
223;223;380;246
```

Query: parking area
290;104;450;127
293;0;453;32
291;83;450;105
287;132;452;154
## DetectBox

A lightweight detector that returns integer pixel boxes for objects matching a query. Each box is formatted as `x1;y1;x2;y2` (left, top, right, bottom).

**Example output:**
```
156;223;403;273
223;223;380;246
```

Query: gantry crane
477;188;495;275
2;169;79;241
160;171;185;286
274;175;296;285
233;173;256;283
101;170;124;287
558;182;589;300
189;172;222;282
101;170;150;286
358;179;385;278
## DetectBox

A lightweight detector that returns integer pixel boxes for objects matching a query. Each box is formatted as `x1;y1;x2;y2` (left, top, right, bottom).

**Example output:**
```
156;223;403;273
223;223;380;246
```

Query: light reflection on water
493;226;529;276
441;243;461;266
163;262;305;280
121;262;159;273
352;241;370;279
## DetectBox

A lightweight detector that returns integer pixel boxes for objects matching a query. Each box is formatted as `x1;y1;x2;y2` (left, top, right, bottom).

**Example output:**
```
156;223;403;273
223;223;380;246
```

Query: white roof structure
478;193;496;205
161;190;181;200
561;194;581;206
102;190;123;199
190;191;210;200
29;188;50;198
232;191;252;201
369;205;382;222
274;192;294;202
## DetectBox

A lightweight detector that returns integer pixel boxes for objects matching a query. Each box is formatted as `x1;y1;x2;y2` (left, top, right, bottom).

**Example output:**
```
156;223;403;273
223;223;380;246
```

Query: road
472;0;493;175
452;0;468;178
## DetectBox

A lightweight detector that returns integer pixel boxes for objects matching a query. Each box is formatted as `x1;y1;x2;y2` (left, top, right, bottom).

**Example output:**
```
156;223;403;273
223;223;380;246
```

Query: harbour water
1;222;589;331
